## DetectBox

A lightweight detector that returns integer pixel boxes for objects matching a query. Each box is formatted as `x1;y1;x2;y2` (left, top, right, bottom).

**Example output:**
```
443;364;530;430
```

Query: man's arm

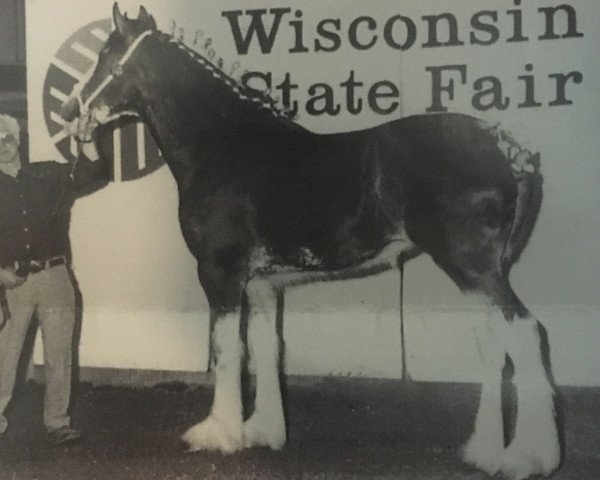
64;115;109;195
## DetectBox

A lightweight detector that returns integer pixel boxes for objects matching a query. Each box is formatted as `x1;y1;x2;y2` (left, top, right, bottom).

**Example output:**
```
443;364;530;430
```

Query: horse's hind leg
497;286;560;479
462;276;559;480
461;297;506;476
243;278;286;449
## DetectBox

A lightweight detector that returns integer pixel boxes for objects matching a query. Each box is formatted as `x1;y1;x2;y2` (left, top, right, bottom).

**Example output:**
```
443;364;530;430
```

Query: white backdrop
25;0;600;385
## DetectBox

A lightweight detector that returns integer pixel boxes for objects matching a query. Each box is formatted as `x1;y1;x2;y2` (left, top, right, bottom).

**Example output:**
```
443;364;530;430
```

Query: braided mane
153;31;295;120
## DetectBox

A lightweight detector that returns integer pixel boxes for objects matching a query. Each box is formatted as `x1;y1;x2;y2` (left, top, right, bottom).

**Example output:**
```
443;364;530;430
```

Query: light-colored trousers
0;265;76;433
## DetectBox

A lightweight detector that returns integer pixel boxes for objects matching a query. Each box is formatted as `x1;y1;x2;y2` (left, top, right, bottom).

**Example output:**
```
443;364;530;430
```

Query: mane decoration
162;25;297;121
479;120;540;174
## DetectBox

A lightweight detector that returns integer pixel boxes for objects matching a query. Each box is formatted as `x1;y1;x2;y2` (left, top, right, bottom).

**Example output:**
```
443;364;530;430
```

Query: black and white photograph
0;0;598;478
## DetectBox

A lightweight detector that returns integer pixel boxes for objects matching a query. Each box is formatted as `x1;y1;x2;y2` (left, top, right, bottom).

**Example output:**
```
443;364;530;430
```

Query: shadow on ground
0;379;598;479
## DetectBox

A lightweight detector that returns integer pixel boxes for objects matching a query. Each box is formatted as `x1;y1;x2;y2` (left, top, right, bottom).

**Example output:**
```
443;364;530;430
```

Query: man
0;112;106;445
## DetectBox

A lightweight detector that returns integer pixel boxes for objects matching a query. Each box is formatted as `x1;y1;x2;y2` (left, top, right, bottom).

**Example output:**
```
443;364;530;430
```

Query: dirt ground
0;378;598;480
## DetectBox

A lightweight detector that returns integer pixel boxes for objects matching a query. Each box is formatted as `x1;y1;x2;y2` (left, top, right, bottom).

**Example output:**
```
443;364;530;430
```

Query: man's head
0;114;20;165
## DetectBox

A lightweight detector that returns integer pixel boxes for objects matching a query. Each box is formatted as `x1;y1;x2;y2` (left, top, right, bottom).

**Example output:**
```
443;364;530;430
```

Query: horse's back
375;113;516;190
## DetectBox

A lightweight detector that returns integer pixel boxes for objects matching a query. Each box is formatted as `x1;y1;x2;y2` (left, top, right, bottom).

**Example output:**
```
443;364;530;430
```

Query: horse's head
60;3;157;125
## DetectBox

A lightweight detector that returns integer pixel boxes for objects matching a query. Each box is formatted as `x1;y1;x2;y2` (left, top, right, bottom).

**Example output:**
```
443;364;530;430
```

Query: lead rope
47;134;83;232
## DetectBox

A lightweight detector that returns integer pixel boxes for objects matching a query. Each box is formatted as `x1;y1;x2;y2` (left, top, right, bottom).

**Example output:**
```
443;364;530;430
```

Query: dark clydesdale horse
61;5;559;479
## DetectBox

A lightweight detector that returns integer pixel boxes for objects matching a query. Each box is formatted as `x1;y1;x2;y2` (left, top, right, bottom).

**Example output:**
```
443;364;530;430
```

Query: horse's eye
111;64;124;77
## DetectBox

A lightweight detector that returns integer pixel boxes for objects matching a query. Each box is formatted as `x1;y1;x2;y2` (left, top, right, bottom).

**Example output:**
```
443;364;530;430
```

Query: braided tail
501;150;543;272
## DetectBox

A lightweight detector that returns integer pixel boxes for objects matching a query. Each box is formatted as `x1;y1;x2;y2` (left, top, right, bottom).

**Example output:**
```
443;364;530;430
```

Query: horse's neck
139;40;279;186
137;44;227;183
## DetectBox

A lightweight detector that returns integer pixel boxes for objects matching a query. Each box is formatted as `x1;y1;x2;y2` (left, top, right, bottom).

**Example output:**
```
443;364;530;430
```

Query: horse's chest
180;189;257;253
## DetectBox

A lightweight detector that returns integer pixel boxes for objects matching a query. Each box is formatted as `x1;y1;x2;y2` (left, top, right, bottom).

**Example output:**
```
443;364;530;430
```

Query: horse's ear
138;6;157;30
113;2;128;35
529;152;541;169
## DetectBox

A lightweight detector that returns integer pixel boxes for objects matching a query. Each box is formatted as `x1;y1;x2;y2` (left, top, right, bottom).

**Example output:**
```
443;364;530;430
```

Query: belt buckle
28;261;44;274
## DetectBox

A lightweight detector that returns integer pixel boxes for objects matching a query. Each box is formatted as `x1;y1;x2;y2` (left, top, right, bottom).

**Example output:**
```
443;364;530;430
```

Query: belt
13;256;68;276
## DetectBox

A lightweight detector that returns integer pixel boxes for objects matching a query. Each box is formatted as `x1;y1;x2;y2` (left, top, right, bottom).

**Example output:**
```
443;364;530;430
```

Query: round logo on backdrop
42;19;164;181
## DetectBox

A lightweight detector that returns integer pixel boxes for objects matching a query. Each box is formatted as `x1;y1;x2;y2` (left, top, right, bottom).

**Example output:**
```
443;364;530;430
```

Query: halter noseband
78;30;153;115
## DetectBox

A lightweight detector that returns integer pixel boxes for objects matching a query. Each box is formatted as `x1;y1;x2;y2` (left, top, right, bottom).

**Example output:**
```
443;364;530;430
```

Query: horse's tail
501;149;543;272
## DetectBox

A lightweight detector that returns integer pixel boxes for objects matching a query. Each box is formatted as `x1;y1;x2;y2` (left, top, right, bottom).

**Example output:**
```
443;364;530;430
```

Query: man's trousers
0;265;76;433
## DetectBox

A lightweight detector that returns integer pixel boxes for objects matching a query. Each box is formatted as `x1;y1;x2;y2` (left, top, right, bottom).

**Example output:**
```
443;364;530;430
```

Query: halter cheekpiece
78;30;154;115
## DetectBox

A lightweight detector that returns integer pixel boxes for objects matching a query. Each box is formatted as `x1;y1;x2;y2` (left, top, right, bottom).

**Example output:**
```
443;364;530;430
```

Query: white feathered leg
502;317;560;480
182;310;244;453
462;310;506;475
243;279;286;449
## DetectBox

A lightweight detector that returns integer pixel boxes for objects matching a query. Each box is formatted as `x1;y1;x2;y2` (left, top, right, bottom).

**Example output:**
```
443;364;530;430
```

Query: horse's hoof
501;441;560;480
461;432;503;476
243;411;286;450
182;415;243;453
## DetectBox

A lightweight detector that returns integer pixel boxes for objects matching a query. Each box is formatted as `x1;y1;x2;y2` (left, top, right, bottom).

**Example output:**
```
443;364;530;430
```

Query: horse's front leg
183;299;244;453
243;278;286;449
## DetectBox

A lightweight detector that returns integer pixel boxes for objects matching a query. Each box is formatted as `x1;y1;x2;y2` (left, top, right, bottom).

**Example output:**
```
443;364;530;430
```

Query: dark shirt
0;155;106;267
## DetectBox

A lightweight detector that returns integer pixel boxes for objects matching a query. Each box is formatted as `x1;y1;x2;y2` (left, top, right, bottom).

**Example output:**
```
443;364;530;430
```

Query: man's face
0;120;19;164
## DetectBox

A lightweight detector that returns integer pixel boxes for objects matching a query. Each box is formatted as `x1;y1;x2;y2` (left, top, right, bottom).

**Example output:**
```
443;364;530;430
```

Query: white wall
27;0;600;386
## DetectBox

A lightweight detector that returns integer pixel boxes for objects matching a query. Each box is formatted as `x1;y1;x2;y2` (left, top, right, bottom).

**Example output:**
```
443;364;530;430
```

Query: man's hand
0;268;26;289
63;113;100;161
64;112;98;142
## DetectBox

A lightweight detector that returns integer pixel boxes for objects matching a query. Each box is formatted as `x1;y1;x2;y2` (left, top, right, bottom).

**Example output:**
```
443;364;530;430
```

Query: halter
77;30;154;115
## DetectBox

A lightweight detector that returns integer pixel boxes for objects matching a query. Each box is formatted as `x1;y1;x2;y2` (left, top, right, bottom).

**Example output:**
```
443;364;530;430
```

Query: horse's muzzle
59;96;81;122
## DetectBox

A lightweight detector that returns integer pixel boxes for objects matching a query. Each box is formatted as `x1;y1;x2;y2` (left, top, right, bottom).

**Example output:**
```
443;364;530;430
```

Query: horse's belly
251;217;411;277
249;234;416;287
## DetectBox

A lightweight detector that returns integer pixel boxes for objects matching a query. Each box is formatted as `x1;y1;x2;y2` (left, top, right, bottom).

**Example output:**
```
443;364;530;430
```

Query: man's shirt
0;156;107;267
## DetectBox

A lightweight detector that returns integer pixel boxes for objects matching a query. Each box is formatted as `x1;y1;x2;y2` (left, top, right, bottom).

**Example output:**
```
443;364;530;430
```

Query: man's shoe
48;426;81;445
